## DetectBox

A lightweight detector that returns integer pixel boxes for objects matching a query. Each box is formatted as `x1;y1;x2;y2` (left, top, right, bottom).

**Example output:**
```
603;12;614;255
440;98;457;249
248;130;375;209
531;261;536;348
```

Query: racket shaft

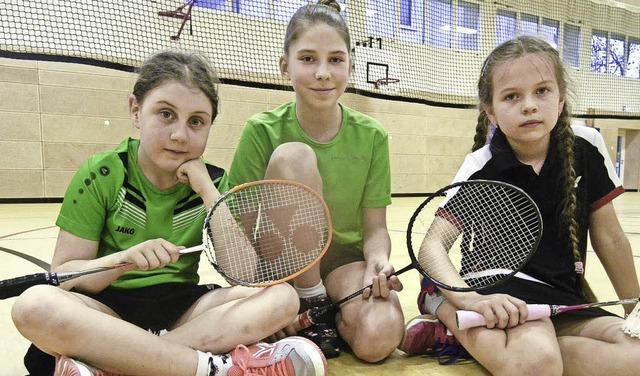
292;264;415;331
551;298;639;314
456;304;551;330
0;273;58;299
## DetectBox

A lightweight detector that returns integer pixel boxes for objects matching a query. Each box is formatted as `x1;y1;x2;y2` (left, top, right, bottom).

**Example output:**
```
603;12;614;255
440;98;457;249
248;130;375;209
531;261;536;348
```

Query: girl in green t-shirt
229;0;404;363
12;51;326;376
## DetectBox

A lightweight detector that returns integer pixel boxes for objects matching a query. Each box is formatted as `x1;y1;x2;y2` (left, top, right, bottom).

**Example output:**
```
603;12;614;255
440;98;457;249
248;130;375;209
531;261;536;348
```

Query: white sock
424;294;447;316
196;350;232;376
294;281;326;298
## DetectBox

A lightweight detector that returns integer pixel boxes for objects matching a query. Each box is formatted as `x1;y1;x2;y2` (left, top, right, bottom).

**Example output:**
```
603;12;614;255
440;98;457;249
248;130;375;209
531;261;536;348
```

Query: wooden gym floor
1;193;639;376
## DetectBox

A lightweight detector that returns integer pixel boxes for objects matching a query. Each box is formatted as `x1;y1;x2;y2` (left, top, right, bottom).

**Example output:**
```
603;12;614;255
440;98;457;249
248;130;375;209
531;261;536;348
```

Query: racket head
407;179;542;292
201;180;332;287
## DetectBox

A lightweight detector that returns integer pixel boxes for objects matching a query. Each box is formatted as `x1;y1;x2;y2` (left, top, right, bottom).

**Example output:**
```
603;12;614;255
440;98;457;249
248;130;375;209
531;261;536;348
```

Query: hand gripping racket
0;180;332;299
456;297;640;330
294;179;542;331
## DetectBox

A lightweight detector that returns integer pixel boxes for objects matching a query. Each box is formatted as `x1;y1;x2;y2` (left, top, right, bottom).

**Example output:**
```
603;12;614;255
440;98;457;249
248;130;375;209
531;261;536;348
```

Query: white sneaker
226;336;328;376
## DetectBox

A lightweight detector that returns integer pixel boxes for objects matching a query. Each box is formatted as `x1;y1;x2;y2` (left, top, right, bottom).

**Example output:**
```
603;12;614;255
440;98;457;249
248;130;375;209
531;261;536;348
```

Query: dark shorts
24;283;220;375
478;277;618;320
84;282;220;332
320;242;364;280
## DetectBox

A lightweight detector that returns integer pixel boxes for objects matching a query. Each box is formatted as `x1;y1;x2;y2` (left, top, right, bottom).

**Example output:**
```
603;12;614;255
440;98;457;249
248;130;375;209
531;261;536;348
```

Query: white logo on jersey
575;176;582;188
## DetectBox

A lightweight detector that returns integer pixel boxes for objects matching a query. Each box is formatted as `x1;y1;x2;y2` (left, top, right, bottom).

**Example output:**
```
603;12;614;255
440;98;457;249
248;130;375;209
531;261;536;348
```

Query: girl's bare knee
12;285;60;334
490;349;562;376
348;321;402;363
267;143;317;175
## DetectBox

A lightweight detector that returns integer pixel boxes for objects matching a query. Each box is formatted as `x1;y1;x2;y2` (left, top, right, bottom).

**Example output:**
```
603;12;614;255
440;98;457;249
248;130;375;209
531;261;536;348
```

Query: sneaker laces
427;330;471;366
433;342;472;366
229;345;289;376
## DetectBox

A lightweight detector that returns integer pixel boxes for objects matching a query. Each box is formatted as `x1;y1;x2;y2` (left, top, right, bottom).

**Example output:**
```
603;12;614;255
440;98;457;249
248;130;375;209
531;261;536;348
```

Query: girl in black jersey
404;36;640;375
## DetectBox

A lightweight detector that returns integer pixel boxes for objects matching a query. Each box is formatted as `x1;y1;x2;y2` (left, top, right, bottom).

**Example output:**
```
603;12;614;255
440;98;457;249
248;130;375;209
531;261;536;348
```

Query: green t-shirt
229;102;391;250
56;138;229;289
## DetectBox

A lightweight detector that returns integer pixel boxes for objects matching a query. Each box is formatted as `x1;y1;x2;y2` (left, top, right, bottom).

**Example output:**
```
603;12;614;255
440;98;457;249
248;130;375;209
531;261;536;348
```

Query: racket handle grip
456;304;552;330
0;273;58;300
292;305;334;332
293;310;315;332
180;244;206;254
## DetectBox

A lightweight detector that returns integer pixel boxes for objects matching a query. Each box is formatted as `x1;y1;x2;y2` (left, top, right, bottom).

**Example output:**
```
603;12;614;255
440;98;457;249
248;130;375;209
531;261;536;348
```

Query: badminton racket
456;298;640;330
0;180;332;299
294;179;542;331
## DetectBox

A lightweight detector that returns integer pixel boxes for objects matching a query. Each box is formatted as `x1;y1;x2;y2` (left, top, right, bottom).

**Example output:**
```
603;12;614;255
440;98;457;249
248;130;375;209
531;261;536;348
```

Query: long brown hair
473;36;597;302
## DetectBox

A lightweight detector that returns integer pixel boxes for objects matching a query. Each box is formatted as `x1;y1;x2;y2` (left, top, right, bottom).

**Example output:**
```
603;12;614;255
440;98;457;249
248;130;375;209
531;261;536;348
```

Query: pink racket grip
456;304;552;330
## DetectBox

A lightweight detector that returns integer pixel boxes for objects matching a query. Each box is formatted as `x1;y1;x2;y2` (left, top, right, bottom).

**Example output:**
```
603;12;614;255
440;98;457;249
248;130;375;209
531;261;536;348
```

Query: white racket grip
456;304;552;330
455;310;488;330
180;244;206;254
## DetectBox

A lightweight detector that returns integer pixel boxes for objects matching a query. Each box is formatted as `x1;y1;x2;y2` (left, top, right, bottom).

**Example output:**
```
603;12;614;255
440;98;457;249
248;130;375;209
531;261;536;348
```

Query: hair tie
574;261;584;274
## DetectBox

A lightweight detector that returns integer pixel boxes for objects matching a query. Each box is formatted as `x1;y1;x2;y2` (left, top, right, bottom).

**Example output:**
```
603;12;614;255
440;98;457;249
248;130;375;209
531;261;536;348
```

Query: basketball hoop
374;78;400;89
158;0;197;41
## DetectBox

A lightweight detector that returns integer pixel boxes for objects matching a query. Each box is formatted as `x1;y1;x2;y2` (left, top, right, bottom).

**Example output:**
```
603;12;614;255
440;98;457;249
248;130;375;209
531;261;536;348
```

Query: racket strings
474;188;539;266
204;183;329;285
414;182;541;290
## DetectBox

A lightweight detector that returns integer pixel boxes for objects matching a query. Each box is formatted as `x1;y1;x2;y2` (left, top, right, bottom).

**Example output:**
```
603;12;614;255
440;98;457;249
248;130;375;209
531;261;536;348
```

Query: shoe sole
317;341;341;359
286;336;329;376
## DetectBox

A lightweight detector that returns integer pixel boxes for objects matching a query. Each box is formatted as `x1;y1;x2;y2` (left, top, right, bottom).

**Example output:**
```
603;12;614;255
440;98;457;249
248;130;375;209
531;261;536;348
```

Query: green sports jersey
56;138;229;290
229;102;392;249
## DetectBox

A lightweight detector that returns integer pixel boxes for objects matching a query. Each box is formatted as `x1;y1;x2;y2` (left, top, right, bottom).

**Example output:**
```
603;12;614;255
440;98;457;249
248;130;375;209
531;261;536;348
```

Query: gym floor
1;193;639;375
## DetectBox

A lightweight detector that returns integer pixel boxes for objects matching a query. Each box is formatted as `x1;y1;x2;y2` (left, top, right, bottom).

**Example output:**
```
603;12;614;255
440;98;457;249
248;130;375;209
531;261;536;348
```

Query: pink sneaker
398;314;459;356
54;356;120;376
227;336;328;376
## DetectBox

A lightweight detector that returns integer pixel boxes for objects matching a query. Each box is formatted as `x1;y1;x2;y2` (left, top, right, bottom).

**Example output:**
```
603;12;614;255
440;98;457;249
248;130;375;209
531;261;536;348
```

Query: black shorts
24;283;221;375
320;242;364;280
478;277;618;321
79;283;221;332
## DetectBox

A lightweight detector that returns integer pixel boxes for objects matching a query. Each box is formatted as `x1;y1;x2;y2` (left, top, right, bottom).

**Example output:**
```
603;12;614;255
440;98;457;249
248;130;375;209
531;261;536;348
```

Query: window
591;30;608;73
591;30;627;76
495;11;559;50
196;0;307;21
563;23;581;67
609;34;625;76
520;13;538;36
196;0;225;11
366;0;395;38
429;0;452;48
428;0;479;50
400;0;412;27
274;0;308;22
541;18;559;49
627;38;640;79
457;1;480;51
232;0;270;18
367;0;422;43
496;9;516;46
